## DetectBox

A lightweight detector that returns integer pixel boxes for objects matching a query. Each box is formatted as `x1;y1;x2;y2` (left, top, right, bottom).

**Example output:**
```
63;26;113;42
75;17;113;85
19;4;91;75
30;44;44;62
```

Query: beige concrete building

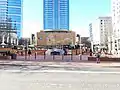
37;30;76;46
89;17;112;52
111;0;120;54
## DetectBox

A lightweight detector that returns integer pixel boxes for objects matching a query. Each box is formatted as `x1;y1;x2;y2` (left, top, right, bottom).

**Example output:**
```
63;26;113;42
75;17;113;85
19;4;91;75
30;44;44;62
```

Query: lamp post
77;34;82;60
76;34;81;54
25;39;28;60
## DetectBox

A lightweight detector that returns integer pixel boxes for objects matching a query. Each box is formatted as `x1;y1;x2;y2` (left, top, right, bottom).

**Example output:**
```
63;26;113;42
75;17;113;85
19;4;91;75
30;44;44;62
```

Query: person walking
35;52;37;60
96;51;101;63
28;49;31;60
63;48;67;55
90;48;92;56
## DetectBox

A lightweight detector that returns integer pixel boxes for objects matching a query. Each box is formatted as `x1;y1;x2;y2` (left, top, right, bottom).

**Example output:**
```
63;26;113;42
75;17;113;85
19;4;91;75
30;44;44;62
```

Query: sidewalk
0;60;120;67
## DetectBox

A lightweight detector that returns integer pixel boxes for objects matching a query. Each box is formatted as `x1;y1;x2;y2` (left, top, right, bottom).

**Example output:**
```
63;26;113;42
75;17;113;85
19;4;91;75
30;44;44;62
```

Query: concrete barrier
0;56;11;60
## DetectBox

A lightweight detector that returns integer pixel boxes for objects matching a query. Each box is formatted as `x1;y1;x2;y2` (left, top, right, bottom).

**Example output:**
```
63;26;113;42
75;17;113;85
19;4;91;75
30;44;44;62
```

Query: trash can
11;54;17;59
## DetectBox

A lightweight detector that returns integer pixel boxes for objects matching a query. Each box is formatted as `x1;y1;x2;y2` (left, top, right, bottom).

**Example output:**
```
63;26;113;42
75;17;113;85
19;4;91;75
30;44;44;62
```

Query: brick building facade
37;30;76;46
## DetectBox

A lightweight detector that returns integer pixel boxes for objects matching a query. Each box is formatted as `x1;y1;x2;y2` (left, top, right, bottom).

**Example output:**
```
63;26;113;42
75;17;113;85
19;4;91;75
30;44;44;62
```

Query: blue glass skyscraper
43;0;69;30
0;0;22;38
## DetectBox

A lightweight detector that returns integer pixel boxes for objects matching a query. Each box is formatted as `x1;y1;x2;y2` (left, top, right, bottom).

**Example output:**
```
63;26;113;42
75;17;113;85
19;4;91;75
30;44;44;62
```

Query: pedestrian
96;51;101;63
90;48;92;56
28;49;31;60
85;47;87;53
35;52;37;60
63;48;67;55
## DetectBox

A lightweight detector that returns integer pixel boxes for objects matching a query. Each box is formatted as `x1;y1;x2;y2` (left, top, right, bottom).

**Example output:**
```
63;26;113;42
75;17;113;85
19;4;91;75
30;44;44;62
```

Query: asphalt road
0;68;120;90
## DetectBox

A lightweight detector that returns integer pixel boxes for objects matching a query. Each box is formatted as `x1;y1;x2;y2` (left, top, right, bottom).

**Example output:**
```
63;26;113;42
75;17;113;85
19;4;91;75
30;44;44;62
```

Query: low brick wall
72;49;82;55
0;56;10;60
88;57;120;62
17;50;47;55
32;50;47;55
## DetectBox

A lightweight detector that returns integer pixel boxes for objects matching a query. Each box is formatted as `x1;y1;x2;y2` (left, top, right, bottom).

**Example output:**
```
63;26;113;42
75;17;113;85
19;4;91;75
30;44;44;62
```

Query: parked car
45;48;64;55
45;49;53;55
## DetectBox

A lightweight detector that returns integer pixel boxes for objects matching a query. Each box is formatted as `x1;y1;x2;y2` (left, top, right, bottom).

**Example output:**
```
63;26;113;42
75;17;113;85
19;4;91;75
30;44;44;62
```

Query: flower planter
88;57;120;62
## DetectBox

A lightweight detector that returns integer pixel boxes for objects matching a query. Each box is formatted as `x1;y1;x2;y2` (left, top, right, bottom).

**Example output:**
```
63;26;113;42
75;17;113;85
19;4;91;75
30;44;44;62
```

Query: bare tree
81;37;91;48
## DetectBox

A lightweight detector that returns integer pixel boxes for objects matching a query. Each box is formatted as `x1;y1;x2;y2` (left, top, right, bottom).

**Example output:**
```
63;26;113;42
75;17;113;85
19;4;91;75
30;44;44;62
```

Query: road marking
1;70;120;74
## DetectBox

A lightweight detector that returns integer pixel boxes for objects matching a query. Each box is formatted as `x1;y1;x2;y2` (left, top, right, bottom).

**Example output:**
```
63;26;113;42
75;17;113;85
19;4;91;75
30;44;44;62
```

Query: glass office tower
0;0;22;38
43;0;69;30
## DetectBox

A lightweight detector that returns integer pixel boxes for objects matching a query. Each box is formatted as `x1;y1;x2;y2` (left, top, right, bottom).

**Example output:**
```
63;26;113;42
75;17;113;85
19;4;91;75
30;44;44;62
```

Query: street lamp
76;34;81;54
25;39;28;60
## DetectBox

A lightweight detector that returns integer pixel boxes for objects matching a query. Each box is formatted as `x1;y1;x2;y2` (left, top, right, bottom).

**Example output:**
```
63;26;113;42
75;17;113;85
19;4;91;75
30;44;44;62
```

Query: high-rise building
0;0;22;38
43;0;69;30
111;0;120;54
89;17;112;52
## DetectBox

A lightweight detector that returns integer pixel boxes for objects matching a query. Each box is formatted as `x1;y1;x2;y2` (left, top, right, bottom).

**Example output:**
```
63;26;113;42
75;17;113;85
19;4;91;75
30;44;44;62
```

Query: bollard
25;51;27;60
79;54;82;60
53;54;55;60
71;53;73;61
62;54;64;60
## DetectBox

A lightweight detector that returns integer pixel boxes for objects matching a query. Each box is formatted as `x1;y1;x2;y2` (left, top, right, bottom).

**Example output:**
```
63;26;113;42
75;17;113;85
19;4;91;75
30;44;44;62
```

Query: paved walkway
0;60;120;67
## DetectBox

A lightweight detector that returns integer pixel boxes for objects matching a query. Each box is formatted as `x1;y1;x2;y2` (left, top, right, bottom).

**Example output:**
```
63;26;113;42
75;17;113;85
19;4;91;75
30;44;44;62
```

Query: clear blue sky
23;0;111;38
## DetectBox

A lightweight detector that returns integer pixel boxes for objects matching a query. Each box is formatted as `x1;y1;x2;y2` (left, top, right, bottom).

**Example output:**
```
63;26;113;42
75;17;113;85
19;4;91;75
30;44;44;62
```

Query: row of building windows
44;3;53;5
45;8;68;10
44;10;68;13
45;4;68;6
0;8;21;14
0;1;7;5
0;5;7;8
44;19;68;22
44;26;69;29
0;24;20;30
45;20;68;23
45;21;68;23
44;7;68;9
44;14;68;16
60;14;68;15
8;1;21;3
44;5;68;7
101;20;111;22
0;2;21;7
45;3;68;5
8;8;21;14
9;14;21;20
44;5;53;7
